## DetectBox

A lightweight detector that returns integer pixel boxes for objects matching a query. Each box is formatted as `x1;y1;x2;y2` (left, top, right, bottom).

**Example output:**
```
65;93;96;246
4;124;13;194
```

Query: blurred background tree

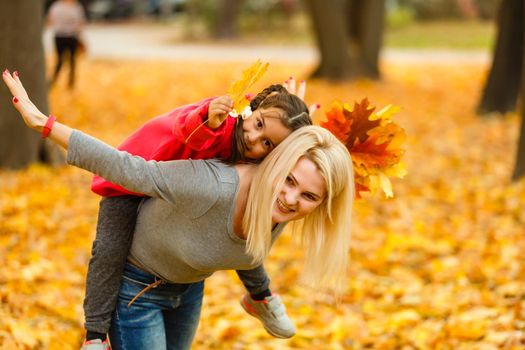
306;0;385;80
0;0;64;169
477;0;523;115
5;0;516;172
515;45;525;180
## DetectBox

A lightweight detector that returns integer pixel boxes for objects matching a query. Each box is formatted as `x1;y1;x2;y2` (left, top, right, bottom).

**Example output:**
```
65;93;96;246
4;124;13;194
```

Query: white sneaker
80;339;110;350
240;293;296;338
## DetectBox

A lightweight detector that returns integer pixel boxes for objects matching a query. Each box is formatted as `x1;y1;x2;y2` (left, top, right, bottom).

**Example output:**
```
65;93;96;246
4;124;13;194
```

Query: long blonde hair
243;125;354;292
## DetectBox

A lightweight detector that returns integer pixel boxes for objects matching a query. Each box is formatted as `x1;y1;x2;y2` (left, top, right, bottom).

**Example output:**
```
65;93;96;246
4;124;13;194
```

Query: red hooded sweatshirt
91;97;236;197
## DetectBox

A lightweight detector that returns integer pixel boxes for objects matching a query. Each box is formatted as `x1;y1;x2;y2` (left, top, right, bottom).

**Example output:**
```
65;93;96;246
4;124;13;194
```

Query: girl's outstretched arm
2;69;72;149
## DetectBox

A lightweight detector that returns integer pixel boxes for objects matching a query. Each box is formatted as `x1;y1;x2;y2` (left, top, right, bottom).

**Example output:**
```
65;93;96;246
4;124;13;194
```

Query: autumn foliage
1;59;525;349
321;99;406;198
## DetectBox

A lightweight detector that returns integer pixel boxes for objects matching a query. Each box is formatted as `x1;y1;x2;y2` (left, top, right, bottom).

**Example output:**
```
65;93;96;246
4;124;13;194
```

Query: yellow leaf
378;172;394;198
384;162;407;178
371;104;401;121
226;60;269;112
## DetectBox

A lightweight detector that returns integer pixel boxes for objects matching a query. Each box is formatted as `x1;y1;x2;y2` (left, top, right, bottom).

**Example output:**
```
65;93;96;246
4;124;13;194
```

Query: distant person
47;0;86;89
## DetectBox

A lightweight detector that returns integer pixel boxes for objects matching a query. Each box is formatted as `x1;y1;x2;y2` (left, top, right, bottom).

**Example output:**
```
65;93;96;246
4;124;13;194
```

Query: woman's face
241;107;291;160
272;157;326;224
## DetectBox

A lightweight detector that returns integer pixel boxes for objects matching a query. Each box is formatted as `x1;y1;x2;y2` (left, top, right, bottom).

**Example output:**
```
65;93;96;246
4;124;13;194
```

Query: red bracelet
41;115;57;139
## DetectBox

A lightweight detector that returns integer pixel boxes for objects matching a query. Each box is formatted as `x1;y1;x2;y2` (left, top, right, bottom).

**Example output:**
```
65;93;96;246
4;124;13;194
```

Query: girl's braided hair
228;84;312;163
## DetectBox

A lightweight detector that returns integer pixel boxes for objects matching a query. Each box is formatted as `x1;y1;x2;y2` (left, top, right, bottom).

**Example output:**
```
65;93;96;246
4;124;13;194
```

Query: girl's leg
237;266;296;338
109;264;167;350
236;265;270;295
84;195;144;335
164;281;204;350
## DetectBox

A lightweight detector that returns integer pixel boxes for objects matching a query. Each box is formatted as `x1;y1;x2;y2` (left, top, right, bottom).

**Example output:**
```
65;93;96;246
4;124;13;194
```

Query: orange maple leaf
345;98;380;147
351;135;397;171
354;181;370;199
320;102;352;144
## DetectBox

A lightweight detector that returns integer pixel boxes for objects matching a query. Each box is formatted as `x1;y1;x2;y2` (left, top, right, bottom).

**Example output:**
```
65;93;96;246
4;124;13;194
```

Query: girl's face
272;157;326;224
242;107;291;160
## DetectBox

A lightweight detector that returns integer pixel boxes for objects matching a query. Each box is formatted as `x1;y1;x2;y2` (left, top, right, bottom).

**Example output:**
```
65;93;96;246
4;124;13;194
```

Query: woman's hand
207;95;233;129
3;69;72;149
283;77;320;116
2;69;48;132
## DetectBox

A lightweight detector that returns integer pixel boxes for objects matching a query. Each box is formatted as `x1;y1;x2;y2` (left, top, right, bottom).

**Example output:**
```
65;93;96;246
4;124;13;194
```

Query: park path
43;22;490;65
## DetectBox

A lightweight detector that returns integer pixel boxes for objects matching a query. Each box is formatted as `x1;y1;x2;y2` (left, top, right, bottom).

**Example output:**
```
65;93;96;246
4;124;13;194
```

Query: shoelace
127;278;165;307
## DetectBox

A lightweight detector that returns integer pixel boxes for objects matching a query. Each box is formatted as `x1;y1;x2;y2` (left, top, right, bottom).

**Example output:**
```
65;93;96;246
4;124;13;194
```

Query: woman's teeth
277;199;293;213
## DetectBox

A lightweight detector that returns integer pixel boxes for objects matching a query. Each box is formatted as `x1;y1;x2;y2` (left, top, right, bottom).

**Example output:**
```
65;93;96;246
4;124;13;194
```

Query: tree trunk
306;0;384;81
0;0;64;169
511;1;525;180
477;0;524;115
352;0;385;78
213;0;244;39
306;0;355;80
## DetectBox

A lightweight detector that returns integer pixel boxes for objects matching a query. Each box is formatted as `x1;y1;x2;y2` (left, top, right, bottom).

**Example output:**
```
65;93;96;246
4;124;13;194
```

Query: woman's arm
2;70;219;207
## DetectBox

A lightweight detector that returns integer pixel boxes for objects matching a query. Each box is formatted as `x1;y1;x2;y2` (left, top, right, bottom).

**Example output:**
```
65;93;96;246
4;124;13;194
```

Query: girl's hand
2;69;47;131
208;95;233;129
283;77;320;116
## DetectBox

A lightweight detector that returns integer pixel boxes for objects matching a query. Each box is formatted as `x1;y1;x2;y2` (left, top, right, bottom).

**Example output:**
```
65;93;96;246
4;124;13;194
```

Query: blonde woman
3;70;354;350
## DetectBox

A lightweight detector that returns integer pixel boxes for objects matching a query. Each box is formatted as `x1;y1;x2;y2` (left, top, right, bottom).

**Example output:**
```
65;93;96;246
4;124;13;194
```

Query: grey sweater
68;131;285;283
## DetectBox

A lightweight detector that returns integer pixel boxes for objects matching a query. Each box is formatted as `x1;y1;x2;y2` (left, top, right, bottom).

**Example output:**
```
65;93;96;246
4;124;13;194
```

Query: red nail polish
13;71;18;77
13;97;18;103
3;69;8;75
301;80;305;83
316;103;321;108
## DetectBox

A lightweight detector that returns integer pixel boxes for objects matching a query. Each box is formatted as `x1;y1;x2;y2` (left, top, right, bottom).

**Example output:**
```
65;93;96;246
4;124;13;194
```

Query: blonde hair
243;125;354;293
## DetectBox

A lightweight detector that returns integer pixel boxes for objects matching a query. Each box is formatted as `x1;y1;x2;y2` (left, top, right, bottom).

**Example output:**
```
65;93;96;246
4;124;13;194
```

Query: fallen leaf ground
1;58;524;349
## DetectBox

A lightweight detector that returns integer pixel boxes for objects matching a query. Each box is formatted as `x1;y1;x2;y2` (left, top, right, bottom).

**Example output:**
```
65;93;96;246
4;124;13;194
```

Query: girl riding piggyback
82;83;312;349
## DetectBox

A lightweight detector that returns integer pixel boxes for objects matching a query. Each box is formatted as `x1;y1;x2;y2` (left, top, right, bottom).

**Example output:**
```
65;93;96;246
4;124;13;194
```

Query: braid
250;84;288;111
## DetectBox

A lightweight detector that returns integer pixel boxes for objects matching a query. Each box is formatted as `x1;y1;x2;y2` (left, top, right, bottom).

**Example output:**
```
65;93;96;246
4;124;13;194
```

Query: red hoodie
91;97;236;197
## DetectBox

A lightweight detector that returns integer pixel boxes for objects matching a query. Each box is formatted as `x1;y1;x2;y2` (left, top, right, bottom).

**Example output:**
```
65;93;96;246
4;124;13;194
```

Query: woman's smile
272;157;326;224
276;198;294;214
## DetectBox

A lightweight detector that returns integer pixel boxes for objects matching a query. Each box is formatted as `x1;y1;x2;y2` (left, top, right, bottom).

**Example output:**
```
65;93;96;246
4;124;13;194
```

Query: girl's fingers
287;77;296;94
297;80;306;100
309;103;320;116
211;105;231;114
211;106;231;116
283;79;290;92
218;95;233;106
211;97;233;110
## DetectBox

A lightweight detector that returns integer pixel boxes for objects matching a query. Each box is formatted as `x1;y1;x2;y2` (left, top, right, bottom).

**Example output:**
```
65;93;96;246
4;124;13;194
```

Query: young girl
82;83;312;348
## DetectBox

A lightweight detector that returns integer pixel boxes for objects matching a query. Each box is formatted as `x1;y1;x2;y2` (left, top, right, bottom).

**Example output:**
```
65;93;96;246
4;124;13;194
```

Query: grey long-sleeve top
67;131;285;283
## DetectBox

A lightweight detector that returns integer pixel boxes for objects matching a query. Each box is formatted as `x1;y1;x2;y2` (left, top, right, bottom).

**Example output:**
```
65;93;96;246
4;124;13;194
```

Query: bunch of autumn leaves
321;99;406;198
226;60;406;198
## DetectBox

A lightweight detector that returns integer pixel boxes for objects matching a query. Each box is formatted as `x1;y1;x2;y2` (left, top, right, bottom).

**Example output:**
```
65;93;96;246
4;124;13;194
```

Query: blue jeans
109;263;204;350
